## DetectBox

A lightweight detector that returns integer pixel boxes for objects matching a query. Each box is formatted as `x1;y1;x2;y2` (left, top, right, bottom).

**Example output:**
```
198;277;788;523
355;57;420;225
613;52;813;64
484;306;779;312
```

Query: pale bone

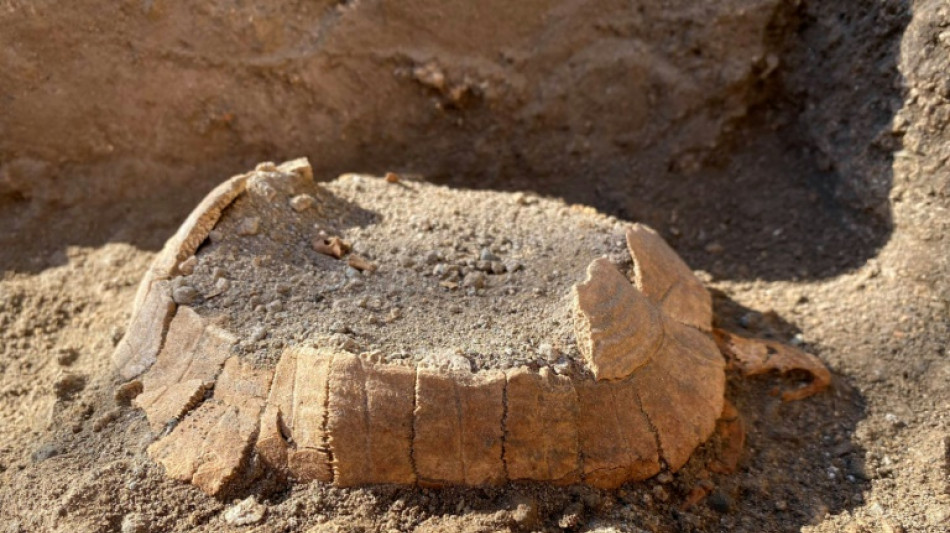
504;367;581;484
147;356;271;496
134;306;235;432
286;347;334;483
413;368;506;486
112;279;175;380
119;158;828;495
632;317;725;471
573;257;663;381
626;224;713;331
326;353;416;486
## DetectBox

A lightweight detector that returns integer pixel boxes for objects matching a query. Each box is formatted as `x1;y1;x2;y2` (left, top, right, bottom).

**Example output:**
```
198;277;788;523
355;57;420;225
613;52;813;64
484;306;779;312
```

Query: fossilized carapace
113;159;725;495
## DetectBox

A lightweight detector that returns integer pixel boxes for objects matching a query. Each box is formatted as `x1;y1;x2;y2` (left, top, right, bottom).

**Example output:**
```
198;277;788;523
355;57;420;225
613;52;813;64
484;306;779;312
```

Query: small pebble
463;272;487;289
290;194;315;212
365;296;384;311
738;312;756;328
248;176;277;200
881;520;905;533
505;260;524;272
330;322;352;334
238;217;261;236
513;192;537;206
224;496;266;527
55;347;80;366
508;495;540;529
93;409;121;432
32;443;59;463
557;502;584;530
705;242;725;254
178;255;198;275
479;248;499;262
313;236;350;258
385;308;402;323
171;285;200;305
114;380;143;406
329;334;360;353
347;254;377;272
212;277;230;294
884;413;905;429
832;441;854;456
121;513;149;533
53;373;87;401
385;172;400;183
110;326;125;346
249;327;267;342
848;459;870;481
706;490;731;513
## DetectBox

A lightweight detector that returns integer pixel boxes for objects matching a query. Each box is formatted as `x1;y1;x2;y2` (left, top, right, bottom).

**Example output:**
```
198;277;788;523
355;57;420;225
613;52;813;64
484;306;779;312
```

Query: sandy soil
1;0;948;532
184;172;635;373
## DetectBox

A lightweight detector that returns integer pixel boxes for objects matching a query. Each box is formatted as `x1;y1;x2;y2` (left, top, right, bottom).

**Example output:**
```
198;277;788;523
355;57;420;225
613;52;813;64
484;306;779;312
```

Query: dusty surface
1;0;948;532
186;172;631;372
0;0;786;217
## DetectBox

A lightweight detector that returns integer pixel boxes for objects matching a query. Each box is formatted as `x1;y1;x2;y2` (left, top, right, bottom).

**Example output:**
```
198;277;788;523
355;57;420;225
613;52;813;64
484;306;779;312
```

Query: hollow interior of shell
115;159;726;496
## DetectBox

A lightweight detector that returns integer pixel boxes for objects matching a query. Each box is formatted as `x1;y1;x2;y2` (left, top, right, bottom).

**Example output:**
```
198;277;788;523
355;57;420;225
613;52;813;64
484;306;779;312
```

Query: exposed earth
1;1;948;532
180;171;634;373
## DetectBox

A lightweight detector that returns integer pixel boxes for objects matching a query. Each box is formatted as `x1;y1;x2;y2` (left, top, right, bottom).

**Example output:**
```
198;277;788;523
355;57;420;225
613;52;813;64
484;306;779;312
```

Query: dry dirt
1;0;948;532
185;172;635;373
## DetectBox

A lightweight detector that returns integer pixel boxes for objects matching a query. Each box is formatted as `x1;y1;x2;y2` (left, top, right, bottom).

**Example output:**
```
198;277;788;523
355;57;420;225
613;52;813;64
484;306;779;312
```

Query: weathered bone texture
115;159;830;496
505;367;581;484
134;306;234;432
573;258;663;381
147;354;272;496
626;224;713;332
713;329;832;401
414;369;506;486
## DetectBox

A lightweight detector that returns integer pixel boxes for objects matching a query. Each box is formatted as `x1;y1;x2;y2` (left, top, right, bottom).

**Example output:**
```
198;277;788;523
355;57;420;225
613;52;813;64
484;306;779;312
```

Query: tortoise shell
114;159;728;496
